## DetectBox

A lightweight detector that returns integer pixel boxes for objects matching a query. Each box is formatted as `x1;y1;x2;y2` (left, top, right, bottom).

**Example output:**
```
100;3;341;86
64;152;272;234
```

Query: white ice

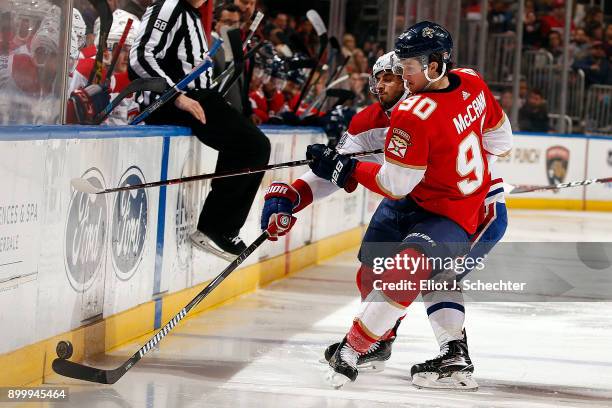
42;210;612;408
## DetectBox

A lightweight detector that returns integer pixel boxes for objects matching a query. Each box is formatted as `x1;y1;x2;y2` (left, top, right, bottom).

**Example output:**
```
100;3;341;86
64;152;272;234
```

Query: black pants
147;89;271;235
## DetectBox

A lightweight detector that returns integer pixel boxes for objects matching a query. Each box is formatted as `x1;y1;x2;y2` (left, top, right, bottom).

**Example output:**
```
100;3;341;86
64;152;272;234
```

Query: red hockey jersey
354;68;512;233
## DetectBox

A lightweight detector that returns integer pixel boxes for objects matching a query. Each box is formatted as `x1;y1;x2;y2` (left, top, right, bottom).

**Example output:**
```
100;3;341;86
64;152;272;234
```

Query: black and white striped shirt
129;0;213;104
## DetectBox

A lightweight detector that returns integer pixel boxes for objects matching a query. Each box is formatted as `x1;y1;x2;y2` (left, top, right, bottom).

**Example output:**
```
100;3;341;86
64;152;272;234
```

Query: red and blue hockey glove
262;182;299;241
306;144;357;189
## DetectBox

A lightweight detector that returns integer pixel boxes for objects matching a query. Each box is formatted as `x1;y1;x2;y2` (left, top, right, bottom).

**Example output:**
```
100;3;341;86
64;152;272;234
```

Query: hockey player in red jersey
249;54;288;124
316;21;512;389
68;9;140;124
263;21;513;389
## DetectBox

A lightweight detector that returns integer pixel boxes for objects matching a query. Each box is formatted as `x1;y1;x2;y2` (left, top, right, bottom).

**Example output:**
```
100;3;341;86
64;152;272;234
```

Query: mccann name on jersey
452;91;486;135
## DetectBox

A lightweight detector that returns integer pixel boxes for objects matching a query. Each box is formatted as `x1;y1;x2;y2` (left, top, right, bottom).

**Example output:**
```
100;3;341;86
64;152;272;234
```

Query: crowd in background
0;0;611;133
463;0;611;131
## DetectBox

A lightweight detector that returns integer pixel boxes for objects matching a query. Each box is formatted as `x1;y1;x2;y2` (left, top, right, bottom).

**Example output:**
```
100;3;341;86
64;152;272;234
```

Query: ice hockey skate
322;335;395;372
326;337;360;388
190;229;246;262
411;333;478;391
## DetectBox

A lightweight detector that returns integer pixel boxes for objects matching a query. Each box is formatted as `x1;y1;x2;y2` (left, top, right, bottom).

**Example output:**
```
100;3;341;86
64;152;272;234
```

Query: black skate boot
324;336;395;372
326;337;359;388
411;331;478;390
323;318;401;372
190;229;246;261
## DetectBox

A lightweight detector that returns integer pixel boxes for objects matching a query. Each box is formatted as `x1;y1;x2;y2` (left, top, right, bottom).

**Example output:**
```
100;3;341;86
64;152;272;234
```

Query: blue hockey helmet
392;21;453;86
394;21;453;63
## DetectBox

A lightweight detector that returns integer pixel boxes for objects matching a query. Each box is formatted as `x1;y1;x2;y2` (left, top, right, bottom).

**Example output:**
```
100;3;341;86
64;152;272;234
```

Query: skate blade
412;371;478;391
190;234;236;262
319;359;385;373
325;369;353;389
358;360;385;373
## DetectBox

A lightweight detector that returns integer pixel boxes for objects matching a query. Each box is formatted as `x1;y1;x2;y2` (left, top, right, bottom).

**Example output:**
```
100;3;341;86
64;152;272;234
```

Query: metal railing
457;19;482;70
523;50;553;87
527;65;585;121
584;85;612;135
485;33;516;87
548;114;573;134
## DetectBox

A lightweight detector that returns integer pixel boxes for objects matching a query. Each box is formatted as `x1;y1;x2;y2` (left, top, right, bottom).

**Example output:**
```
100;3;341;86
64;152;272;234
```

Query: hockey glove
66;84;111;124
261;182;299;241
306;144;357;189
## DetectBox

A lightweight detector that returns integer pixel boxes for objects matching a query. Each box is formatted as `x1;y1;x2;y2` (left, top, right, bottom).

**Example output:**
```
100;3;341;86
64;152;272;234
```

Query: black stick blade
52;358;123;384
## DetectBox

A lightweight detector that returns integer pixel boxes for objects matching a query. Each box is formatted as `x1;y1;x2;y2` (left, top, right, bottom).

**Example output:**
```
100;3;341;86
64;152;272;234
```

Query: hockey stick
94;77;168;123
326;36;341;85
71;149;384;194
87;0;112;85
52;231;270;384
129;38;223;125
218;28;246;96
507;176;612;194
217;11;263;91
223;41;264;96
243;11;264;51
292;10;328;114
210;39;264;90
102;18;133;87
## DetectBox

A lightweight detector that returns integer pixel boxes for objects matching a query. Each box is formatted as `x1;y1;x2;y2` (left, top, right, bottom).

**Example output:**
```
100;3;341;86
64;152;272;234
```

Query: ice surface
40;210;612;407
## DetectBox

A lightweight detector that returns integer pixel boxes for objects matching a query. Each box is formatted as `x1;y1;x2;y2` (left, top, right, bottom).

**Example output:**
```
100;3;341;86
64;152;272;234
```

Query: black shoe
324;336;395;371
190;229;246;261
326;337;359;388
411;330;478;390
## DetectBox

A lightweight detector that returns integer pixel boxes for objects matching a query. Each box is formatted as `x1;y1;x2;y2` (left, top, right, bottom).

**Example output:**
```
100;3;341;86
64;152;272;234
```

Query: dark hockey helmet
286;53;309;85
270;54;288;80
287;68;306;85
394;21;452;63
269;55;288;91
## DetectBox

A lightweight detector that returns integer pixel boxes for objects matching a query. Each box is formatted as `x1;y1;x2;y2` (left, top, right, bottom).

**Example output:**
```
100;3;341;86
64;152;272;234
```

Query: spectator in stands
500;89;514;115
540;1;574;38
269;27;293;57
296;18;319;58
547;31;564;64
571;27;592;62
519;88;550;132
523;0;542;48
352;48;369;73
581;5;604;31
265;11;294;41
572;41;611;87
489;1;514;34
234;0;256;29
342;33;358;56
586;21;604;42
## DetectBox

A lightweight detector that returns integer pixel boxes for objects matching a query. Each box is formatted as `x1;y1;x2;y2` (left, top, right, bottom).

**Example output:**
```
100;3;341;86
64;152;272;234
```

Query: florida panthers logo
546;146;570;186
422;27;435;38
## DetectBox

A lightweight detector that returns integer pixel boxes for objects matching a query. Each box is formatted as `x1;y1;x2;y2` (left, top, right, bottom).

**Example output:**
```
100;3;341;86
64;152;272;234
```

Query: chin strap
423;62;447;90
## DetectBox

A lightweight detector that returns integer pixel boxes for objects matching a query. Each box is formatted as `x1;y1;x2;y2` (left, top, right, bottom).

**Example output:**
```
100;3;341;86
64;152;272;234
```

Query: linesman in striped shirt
129;0;271;260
